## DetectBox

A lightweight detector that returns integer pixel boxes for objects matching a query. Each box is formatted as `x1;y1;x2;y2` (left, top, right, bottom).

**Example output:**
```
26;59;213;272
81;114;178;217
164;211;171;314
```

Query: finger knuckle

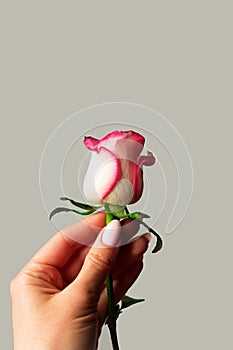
89;251;112;273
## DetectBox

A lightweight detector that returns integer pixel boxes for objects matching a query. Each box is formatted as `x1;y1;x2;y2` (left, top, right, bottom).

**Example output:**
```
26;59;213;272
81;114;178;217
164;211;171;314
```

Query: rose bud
83;130;155;208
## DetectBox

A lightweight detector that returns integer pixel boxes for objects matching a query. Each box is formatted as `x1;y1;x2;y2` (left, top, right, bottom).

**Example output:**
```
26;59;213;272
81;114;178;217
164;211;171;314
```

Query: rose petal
129;164;143;204
83;136;99;151
138;151;156;167
83;146;120;203
99;130;145;146
104;178;134;206
84;130;145;159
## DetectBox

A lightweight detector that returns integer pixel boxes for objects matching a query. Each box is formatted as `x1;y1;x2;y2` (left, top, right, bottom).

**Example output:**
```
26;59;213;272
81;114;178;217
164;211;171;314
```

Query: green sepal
60;197;100;210
49;207;96;220
152;233;163;253
117;212;140;219
106;204;125;215
134;215;163;254
120;295;145;310
113;208;126;218
114;211;150;220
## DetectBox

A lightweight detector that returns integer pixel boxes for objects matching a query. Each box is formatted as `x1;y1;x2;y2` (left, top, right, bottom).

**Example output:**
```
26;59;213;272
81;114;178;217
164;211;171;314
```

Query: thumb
64;220;121;304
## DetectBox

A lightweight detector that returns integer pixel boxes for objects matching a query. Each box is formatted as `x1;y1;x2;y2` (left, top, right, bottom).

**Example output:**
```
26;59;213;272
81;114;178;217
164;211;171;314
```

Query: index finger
31;211;106;269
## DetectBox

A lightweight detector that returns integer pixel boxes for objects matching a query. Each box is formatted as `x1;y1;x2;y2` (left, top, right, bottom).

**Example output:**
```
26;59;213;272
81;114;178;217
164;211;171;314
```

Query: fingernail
101;220;121;247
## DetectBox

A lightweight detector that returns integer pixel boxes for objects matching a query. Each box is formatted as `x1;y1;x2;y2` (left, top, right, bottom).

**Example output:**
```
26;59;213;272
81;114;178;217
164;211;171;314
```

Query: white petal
83;147;119;204
104;178;134;206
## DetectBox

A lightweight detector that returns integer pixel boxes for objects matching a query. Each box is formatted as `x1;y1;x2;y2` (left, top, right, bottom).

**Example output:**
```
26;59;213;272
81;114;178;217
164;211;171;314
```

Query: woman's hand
11;212;150;350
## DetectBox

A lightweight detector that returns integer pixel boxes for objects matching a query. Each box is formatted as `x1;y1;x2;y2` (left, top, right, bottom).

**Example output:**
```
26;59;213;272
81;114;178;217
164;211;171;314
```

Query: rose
83;130;155;208
48;129;161;350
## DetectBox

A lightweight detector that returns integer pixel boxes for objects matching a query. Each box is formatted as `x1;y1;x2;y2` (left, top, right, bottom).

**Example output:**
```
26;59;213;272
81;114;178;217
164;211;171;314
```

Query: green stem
106;211;120;350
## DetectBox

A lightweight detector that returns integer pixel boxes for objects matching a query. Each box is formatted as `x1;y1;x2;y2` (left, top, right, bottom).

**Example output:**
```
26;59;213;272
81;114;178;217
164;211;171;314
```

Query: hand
11;212;151;350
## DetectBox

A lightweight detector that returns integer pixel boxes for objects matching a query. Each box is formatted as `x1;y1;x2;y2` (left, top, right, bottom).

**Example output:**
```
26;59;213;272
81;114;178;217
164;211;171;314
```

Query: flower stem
106;211;120;350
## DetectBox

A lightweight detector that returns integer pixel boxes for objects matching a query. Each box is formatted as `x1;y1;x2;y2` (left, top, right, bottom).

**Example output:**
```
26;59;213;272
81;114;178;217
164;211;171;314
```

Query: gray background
1;1;232;349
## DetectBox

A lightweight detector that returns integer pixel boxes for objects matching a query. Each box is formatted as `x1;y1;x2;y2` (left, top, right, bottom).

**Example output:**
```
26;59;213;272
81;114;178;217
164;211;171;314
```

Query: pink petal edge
84;130;145;151
129;163;143;204
83;136;99;151
96;146;120;200
100;130;145;146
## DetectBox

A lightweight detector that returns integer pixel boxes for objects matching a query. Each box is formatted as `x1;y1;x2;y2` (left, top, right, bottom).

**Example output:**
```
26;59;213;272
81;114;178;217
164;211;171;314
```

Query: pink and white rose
83;130;155;208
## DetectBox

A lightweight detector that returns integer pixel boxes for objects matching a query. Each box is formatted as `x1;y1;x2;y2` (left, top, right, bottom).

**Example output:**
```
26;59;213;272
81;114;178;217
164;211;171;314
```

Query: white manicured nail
101;220;121;247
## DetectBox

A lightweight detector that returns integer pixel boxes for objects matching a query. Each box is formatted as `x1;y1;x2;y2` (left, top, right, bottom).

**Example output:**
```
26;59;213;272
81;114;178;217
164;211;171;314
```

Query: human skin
11;212;151;350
